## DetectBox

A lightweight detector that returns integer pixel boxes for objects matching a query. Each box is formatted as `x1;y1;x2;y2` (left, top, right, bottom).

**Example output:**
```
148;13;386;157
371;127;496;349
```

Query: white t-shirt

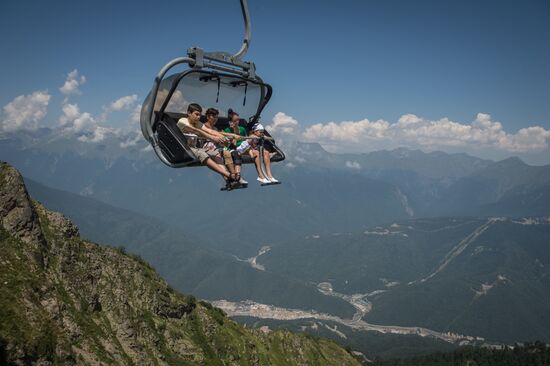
236;140;251;154
177;117;204;147
177;117;203;132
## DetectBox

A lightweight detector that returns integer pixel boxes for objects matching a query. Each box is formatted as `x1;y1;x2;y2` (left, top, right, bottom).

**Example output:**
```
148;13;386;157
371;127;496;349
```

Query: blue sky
1;0;549;163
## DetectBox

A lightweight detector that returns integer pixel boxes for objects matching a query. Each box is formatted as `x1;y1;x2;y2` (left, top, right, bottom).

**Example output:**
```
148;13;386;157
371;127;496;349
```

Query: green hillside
0;162;360;365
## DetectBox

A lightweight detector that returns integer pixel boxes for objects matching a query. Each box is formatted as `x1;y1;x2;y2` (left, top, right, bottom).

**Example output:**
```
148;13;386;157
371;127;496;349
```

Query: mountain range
2;128;549;257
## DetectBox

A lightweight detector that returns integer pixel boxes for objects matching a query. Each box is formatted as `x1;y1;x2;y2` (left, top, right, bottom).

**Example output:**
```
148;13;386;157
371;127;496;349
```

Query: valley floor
214;217;532;349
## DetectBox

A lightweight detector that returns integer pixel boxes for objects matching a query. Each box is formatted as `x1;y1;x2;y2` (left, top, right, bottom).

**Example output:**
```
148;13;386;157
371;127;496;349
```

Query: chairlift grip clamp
188;47;204;69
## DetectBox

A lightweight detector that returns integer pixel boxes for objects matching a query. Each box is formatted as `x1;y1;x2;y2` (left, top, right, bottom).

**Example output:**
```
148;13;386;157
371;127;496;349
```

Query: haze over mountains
2;127;550;358
2;128;549;256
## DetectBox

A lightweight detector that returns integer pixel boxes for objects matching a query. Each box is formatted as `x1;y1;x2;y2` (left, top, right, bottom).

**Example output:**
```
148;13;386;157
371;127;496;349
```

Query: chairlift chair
140;0;285;173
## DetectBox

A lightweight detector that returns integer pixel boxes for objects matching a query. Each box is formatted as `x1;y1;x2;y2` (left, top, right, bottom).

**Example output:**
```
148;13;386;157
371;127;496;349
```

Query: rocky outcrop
0;162;46;248
0;162;360;366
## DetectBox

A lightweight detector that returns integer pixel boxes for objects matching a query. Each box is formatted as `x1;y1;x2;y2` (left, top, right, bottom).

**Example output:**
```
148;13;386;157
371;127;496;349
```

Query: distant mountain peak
496;156;526;166
296;141;328;153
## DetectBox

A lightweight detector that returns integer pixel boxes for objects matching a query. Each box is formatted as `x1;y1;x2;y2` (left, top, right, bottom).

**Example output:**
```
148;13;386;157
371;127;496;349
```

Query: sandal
225;175;242;191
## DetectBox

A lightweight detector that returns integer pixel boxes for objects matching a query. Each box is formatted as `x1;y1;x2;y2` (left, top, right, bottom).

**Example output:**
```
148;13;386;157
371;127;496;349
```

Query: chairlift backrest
161;112;249;132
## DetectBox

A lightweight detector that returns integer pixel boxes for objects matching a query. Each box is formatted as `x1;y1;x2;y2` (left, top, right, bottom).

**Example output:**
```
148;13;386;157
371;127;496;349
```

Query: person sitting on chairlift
223;109;249;185
177;103;239;189
236;123;279;184
203;107;247;186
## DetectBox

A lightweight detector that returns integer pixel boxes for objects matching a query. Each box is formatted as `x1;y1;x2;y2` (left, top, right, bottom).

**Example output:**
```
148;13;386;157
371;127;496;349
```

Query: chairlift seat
155;111;284;166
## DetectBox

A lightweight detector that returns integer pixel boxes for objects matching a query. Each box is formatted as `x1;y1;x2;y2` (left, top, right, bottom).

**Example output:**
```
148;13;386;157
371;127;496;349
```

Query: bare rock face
0;162;46;246
44;210;80;240
0;161;47;269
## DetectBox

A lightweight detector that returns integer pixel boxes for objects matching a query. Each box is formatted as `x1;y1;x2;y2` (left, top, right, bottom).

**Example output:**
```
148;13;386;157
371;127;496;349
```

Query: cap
252;123;265;131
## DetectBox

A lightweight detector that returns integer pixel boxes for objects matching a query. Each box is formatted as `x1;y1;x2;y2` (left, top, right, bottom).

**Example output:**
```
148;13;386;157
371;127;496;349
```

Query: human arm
179;120;226;144
199;126;228;144
220;131;247;140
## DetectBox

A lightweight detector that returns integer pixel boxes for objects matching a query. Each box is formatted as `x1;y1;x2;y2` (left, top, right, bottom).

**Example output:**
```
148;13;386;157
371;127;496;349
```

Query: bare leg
263;149;273;179
249;149;265;179
205;157;230;179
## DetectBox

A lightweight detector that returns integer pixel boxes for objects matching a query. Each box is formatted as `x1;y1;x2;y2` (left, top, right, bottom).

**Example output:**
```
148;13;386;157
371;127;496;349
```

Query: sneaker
239;177;248;185
257;177;270;184
268;177;279;183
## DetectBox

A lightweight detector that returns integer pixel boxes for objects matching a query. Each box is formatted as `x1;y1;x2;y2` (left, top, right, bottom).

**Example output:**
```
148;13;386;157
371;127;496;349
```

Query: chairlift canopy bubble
140;0;285;168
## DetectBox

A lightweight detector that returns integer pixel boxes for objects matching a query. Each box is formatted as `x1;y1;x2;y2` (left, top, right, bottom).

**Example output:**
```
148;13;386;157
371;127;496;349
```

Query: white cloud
303;113;550;153
397;114;423;125
268;112;299;134
72;112;96;133
130;103;142;124
59;103;94;132
59;69;86;95
141;144;153;152
109;94;138;111
163;90;187;112
304;119;389;143
59;103;81;128
120;132;142;148
345;161;361;169
96;95;141;129
77;126;113;143
58;102;114;143
499;126;550;152
1;91;51;132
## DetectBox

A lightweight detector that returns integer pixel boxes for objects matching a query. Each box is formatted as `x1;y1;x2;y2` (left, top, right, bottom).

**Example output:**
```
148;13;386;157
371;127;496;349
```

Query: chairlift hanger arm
187;0;255;78
233;0;251;60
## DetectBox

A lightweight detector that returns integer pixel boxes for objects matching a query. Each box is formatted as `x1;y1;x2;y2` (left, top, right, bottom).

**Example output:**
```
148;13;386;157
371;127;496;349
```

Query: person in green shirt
224;110;247;146
223;110;248;185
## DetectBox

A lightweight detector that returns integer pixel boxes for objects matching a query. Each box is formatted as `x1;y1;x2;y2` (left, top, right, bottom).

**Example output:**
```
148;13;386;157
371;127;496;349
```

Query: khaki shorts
190;147;219;164
222;150;234;165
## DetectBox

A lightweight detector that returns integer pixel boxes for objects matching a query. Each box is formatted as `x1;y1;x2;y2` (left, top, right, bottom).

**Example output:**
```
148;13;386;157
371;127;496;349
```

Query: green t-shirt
224;126;247;147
